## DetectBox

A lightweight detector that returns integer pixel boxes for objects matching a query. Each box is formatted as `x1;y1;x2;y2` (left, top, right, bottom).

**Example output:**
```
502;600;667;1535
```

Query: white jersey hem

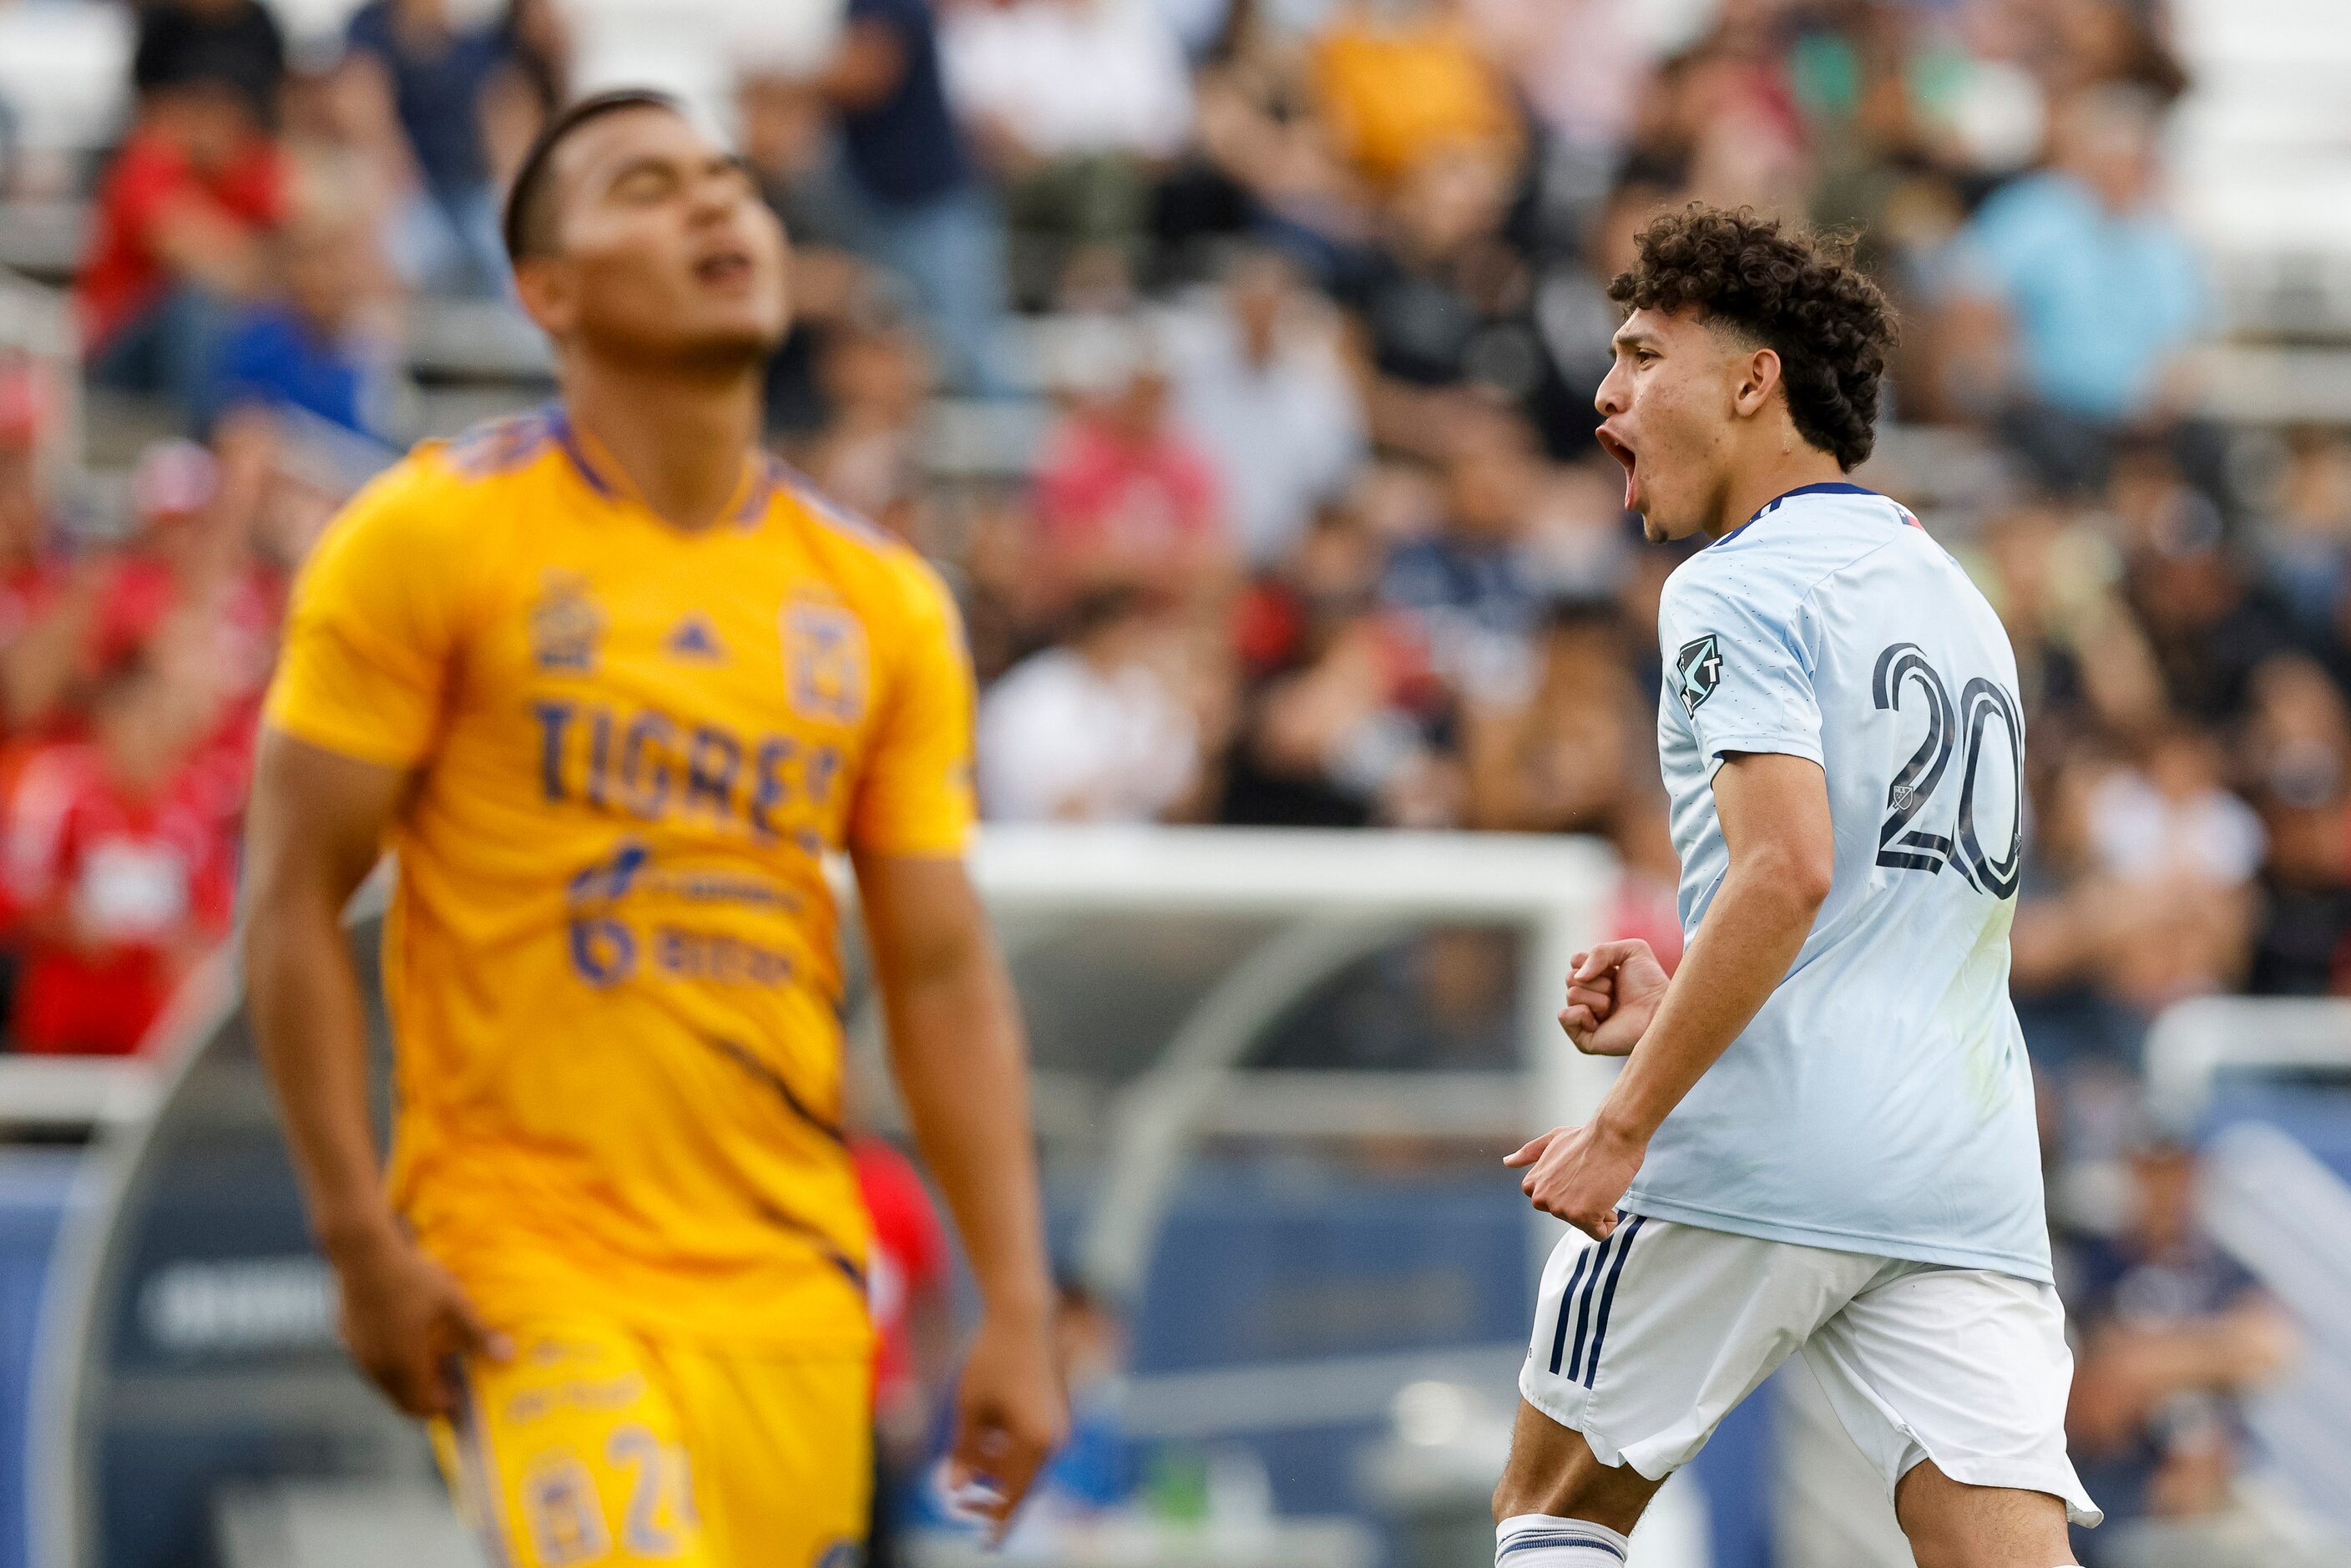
1620;1192;2053;1285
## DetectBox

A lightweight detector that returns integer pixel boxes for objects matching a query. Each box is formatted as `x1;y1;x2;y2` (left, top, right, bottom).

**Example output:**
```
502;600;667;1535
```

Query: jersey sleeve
1660;563;1824;772
262;463;470;771
847;559;978;857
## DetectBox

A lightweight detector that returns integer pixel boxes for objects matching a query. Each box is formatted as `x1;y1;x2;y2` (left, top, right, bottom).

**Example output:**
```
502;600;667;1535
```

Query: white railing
2202;1123;2351;1538
2146;994;2351;1540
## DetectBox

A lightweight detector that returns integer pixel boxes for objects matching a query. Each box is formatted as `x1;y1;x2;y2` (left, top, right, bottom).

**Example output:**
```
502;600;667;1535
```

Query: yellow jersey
264;408;975;1353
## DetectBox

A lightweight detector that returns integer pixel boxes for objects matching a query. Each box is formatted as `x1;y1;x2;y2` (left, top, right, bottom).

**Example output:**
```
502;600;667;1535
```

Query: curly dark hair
1608;207;1897;472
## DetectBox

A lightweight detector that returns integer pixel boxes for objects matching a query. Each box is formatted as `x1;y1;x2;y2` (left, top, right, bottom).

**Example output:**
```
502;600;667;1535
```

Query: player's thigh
1517;1216;1872;1485
1893;1459;2075;1568
655;1345;872;1568
434;1321;715;1568
1801;1264;2101;1557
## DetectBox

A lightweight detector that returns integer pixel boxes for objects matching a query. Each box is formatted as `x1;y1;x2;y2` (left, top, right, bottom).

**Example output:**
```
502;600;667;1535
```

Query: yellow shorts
431;1319;871;1568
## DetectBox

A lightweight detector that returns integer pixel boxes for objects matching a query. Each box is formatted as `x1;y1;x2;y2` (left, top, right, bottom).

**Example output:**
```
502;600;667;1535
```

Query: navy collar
1711;480;1881;546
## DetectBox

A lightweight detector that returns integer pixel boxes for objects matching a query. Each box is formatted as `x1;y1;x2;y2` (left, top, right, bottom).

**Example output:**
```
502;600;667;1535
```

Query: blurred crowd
0;0;2337;1556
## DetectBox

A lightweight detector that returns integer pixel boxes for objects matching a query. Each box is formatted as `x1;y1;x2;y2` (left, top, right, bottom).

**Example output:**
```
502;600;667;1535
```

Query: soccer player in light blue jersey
1491;208;2097;1568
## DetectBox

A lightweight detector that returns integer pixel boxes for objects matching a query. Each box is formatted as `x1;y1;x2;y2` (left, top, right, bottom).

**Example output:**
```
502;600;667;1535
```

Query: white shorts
1518;1214;2101;1528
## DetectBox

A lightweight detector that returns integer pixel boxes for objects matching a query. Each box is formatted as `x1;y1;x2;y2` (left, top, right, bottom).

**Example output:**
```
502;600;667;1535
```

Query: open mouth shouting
693;245;753;288
1596;424;1640;513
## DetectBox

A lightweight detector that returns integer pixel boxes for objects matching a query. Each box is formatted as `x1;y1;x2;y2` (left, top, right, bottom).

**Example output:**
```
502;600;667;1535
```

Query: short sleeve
1660;564;1823;773
847;560;977;857
262;466;467;771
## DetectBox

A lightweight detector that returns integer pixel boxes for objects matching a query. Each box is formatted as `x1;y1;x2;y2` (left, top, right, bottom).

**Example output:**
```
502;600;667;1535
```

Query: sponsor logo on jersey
665;614;726;660
1674;634;1723;715
531;571;604;672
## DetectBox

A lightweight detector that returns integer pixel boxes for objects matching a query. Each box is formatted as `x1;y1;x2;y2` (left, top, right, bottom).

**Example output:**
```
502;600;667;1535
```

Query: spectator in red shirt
4;654;235;1055
0;362;112;741
1034;319;1230;609
78;64;285;419
852;1134;954;1567
0;440;280;763
0;364;68;672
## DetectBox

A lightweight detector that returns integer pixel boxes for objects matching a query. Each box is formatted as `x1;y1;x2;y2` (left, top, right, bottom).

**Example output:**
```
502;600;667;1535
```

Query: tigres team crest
783;597;868;725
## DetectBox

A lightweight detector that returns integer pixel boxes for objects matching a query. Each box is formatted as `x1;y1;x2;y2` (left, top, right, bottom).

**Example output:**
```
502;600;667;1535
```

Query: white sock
1495;1511;1631;1565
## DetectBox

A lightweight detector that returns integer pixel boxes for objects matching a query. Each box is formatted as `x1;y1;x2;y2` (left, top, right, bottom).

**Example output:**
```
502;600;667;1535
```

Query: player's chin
674;319;787;372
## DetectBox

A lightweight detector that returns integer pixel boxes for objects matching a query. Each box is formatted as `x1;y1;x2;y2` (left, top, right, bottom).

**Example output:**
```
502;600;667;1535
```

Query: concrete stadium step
2183;341;2351;426
0;200;90;288
402;298;554;385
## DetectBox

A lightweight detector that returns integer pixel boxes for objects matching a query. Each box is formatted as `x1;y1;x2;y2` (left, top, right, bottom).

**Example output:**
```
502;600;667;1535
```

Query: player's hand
1504;1119;1646;1241
327;1225;510;1419
945;1303;1065;1542
1558;939;1670;1057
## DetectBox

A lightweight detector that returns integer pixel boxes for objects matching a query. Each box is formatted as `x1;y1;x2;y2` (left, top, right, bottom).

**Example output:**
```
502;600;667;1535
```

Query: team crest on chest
783;596;867;724
1674;634;1724;716
531;571;604;672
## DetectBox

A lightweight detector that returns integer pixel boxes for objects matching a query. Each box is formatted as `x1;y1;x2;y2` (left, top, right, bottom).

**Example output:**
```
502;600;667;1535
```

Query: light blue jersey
1625;482;2051;1282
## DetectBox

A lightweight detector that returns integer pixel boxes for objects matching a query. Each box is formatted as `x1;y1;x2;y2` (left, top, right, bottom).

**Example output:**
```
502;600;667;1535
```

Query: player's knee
1491;1406;1652;1534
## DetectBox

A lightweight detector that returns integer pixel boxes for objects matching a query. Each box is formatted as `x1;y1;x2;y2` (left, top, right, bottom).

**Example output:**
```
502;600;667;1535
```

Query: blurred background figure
853;1129;956;1568
78;61;283;413
337;0;533;296
1165;245;1366;572
132;0;286;129
1034;316;1230;609
200;187;402;444
942;0;1196;306
796;0;1012;392
978;583;1202;822
1;651;234;1057
2061;1134;2298;1567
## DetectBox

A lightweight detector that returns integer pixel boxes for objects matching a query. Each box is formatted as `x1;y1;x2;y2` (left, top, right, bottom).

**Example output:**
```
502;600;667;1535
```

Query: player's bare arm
241;727;508;1418
1506;751;1833;1239
854;850;1064;1536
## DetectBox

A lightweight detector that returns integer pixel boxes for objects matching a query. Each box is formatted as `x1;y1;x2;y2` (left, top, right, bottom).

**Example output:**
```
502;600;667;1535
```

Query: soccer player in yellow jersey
240;90;1062;1566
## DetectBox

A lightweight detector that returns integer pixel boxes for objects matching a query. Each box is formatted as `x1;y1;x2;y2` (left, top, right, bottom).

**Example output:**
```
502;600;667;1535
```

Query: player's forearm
1598;857;1823;1145
882;952;1053;1322
242;877;400;1260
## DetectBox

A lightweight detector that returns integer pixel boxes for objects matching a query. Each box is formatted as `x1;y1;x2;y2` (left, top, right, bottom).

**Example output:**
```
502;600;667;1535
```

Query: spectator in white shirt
978;584;1202;822
943;0;1196;302
1167;247;1367;571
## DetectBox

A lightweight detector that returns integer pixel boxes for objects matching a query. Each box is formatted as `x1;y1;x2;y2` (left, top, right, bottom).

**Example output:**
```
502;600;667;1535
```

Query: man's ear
1732;346;1783;420
513;256;573;339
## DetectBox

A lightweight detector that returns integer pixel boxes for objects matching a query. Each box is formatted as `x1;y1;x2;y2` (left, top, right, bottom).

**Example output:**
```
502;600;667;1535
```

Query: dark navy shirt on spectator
346;2;511;200
841;0;970;207
2063;1231;2259;1531
207;305;391;443
1382;536;1540;640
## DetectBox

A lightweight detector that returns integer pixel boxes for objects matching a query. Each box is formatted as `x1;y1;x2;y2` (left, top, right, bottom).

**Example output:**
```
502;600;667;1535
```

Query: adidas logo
665;615;725;660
